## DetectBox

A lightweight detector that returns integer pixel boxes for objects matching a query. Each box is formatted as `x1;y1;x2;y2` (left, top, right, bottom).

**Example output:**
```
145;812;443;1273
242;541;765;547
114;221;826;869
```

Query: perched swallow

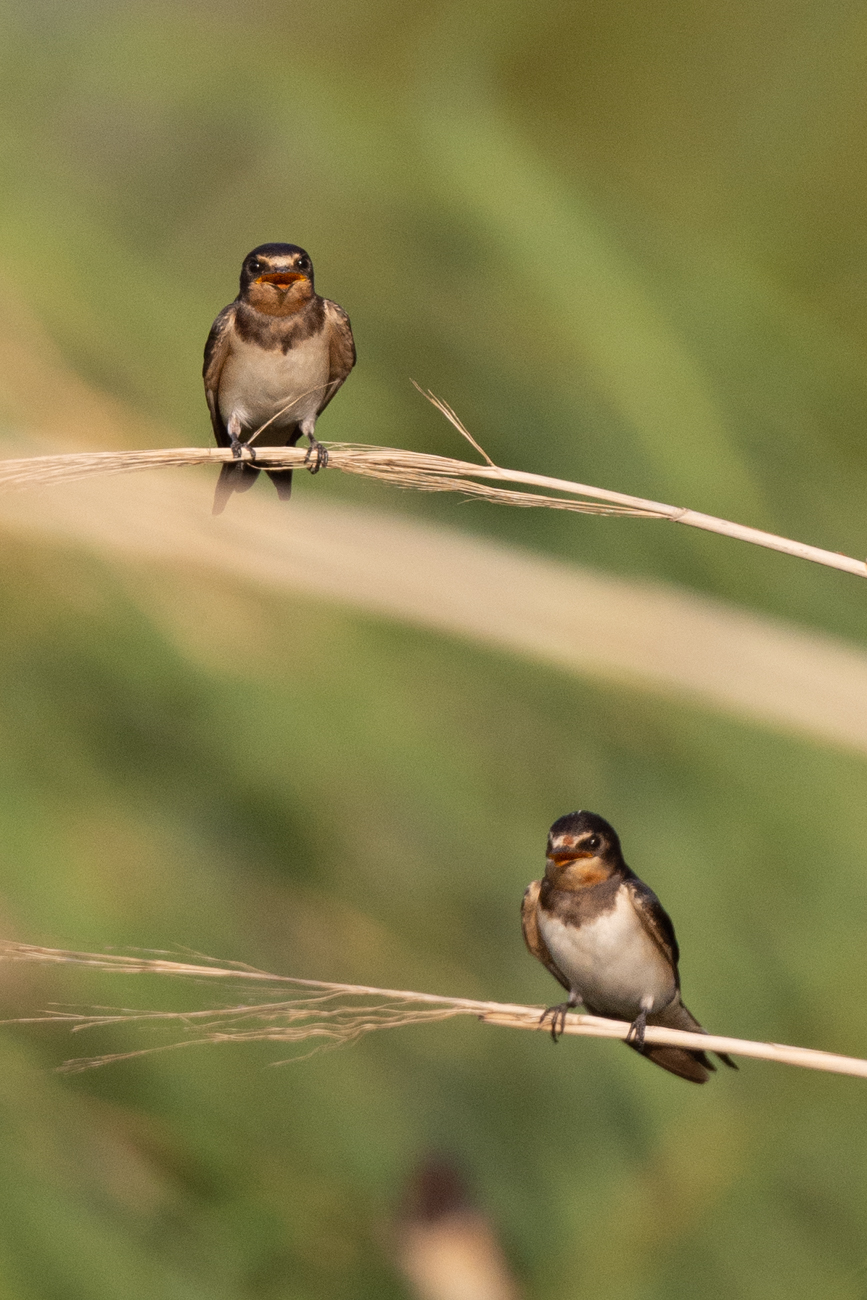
204;242;356;514
522;811;737;1083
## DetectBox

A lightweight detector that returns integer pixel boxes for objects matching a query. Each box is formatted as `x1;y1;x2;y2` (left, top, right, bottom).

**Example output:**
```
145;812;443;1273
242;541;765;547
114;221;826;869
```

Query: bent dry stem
2;943;866;1079
0;439;862;577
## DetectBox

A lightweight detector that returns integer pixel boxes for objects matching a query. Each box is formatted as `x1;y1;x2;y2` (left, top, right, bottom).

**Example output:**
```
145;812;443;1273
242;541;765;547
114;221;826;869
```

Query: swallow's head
545;810;623;889
239;243;315;315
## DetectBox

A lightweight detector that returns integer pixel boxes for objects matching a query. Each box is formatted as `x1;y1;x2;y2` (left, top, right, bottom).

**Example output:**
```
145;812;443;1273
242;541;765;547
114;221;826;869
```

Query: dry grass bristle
411;381;497;466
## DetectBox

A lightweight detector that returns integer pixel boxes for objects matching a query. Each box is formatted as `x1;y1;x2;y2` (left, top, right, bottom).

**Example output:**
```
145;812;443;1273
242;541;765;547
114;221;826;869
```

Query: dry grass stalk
0;444;655;518
2;941;866;1079
0;416;862;576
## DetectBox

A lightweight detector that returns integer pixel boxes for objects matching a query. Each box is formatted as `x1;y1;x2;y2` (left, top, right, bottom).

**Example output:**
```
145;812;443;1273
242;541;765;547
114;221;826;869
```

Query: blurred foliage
0;0;867;1296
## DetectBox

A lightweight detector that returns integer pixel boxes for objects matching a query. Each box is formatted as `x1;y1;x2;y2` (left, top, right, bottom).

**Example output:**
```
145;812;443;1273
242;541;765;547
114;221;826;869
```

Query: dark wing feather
202;303;236;446
316;299;356;417
624;873;680;985
626;874;737;1075
521;880;571;993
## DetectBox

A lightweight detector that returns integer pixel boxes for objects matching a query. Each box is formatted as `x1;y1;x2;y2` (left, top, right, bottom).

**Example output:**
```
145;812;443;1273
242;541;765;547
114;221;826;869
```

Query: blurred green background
1;1;867;1296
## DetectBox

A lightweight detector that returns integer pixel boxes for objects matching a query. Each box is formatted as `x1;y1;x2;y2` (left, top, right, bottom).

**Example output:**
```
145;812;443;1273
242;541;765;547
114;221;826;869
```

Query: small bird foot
539;992;579;1043
625;1009;648;1052
230;437;257;463
304;437;329;474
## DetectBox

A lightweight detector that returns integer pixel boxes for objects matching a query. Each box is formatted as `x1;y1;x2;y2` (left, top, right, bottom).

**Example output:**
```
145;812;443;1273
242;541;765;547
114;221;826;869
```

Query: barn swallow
203;243;356;514
521;811;737;1083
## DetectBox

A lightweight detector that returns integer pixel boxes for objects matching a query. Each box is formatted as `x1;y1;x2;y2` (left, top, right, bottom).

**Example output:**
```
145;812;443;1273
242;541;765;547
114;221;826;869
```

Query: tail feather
212;461;259;515
266;468;294;501
633;1041;715;1084
669;1000;738;1072
634;998;738;1083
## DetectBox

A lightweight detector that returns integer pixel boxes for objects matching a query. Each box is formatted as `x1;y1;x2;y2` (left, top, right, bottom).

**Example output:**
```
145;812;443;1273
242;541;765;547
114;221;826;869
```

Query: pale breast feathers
538;890;677;1018
217;331;333;436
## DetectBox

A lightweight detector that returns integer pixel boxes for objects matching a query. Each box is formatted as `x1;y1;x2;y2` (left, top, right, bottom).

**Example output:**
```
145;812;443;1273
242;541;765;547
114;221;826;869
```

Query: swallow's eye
299;256;310;272
587;835;601;851
248;259;262;274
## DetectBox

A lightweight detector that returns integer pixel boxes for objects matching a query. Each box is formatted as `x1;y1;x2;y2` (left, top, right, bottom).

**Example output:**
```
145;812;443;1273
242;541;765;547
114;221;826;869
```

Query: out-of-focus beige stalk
396;1158;524;1300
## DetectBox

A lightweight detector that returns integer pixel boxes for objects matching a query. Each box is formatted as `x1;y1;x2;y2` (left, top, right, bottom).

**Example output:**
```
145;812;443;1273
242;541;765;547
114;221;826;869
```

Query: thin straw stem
0;440;862;578
2;943;865;1079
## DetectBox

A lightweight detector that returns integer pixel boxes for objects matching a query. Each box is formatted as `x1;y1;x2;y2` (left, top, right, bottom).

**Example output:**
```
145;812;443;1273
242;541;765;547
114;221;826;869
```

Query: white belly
538;891;676;1018
218;333;331;442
